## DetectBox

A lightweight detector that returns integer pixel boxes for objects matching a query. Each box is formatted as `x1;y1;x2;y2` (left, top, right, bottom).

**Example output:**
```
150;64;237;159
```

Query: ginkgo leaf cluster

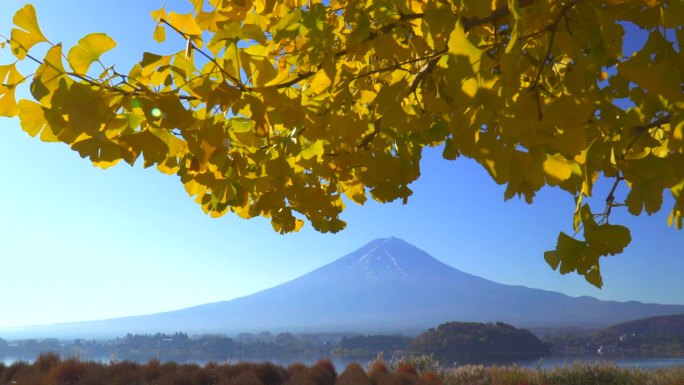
1;0;682;287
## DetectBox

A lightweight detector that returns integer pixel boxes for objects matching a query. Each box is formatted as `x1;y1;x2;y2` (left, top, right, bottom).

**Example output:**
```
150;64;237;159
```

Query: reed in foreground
442;362;684;385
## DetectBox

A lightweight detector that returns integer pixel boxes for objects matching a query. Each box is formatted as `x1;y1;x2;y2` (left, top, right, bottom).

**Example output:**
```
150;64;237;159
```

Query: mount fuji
4;237;683;338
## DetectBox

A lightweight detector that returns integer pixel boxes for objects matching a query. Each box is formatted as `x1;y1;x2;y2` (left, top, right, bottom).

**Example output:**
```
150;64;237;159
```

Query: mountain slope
4;237;684;339
602;314;684;336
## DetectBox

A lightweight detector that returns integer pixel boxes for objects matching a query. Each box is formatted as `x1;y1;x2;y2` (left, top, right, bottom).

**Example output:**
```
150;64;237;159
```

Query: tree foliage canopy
408;321;550;360
1;0;682;287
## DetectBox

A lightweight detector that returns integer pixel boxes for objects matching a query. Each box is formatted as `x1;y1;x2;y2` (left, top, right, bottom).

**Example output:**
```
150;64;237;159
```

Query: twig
159;19;245;91
359;119;381;149
604;174;624;219
248;0;545;91
348;51;446;83
248;70;316;92
621;114;671;159
602;114;671;219
529;0;583;120
531;0;583;88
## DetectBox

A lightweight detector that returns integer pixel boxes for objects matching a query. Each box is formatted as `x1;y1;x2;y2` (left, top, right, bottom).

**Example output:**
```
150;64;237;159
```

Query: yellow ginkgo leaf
153;24;166;43
581;204;632;256
0;84;18;117
150;7;167;22
618;31;682;102
67;33;117;74
168;12;203;37
301;140;324;161
505;0;523;54
10;4;48;59
18;99;47;137
0;63;23;85
447;20;483;71
543;153;574;185
31;44;67;105
309;71;332;95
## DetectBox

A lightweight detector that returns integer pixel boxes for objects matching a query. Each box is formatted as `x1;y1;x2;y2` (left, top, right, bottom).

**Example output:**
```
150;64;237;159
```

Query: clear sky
0;1;682;330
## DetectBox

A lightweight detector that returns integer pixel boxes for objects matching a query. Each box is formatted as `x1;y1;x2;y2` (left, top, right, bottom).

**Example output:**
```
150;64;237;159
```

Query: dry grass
441;363;684;385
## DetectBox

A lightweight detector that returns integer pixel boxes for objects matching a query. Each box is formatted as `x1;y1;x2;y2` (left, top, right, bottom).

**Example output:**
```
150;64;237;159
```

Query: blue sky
0;1;682;329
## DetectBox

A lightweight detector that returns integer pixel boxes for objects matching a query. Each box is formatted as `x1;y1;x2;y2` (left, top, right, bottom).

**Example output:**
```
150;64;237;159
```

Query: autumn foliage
1;0;683;286
0;354;442;385
408;322;551;362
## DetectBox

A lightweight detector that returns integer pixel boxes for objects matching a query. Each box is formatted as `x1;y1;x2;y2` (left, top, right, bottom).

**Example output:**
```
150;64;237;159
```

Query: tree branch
622;114;672;160
159;19;245;91
248;70;316;92
529;0;583;120
9;40;132;95
346;51;446;84
249;0;545;92
359;119;381;149
603;114;671;219
463;0;528;31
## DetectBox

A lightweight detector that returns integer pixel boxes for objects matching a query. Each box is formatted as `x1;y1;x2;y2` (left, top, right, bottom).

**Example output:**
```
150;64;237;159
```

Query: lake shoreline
3;352;684;369
2;353;684;385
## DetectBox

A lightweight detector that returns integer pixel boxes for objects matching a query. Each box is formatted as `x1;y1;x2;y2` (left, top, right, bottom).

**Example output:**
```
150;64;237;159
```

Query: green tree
407;321;551;361
1;0;682;287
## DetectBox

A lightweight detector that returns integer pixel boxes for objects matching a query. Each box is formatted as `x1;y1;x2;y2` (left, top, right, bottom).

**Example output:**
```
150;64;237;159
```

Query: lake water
2;354;684;369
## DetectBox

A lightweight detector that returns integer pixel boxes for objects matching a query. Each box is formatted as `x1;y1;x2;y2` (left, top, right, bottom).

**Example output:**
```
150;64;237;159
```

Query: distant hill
3;237;684;339
408;321;551;362
603;314;684;337
545;313;684;355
